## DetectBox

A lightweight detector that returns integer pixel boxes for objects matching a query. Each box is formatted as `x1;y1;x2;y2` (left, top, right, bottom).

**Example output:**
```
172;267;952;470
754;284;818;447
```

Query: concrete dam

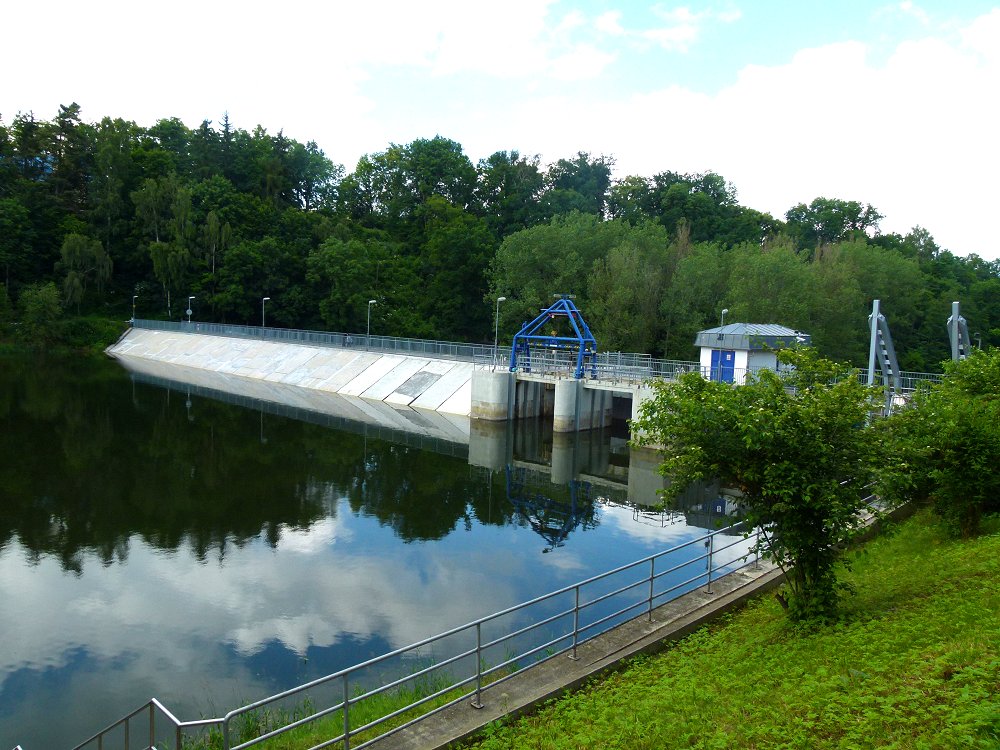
108;325;654;435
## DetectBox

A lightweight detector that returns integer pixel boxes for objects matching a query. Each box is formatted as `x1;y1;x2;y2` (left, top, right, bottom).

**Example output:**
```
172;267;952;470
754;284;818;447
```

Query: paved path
370;561;784;749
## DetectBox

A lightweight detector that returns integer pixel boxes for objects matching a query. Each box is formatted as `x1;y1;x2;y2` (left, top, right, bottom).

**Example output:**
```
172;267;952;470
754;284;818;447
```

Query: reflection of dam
117;356;471;456
470;419;741;545
119;359;740;540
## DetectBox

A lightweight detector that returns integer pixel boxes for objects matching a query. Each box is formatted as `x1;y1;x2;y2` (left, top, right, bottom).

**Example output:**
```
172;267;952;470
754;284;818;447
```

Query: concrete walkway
370;560;784;749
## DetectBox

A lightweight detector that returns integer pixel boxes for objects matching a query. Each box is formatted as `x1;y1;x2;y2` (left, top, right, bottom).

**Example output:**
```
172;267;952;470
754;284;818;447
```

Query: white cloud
898;0;932;26
488;13;999;258
641;5;742;52
595;11;626;36
2;2;997;259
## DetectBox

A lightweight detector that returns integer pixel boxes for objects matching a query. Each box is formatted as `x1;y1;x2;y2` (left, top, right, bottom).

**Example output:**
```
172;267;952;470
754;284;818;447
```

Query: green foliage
467;511;1000;750
0;283;12;324
17;281;63;345
785;196;883;249
58;232;112;312
880;349;1000;537
1;105;997;355
633;348;883;621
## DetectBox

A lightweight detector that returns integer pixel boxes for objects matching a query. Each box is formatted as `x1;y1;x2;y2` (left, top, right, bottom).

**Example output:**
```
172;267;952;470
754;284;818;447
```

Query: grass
464;509;1000;750
180;661;520;749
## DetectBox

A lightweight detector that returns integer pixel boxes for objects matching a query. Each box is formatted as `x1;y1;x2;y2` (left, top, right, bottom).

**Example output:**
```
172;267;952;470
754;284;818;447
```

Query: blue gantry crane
509;295;598;379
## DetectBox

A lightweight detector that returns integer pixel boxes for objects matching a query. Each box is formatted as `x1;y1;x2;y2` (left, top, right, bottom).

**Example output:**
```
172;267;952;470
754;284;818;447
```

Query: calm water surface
0;353;738;748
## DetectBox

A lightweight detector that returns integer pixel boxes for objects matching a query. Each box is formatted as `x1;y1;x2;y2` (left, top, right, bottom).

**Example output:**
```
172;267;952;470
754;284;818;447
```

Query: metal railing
73;521;758;750
132;320;497;363
71;698;219;750
133;319;944;393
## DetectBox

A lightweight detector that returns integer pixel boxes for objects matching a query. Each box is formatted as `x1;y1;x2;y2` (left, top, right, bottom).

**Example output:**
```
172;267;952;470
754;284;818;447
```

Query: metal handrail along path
132;319;943;392
71;521;758;750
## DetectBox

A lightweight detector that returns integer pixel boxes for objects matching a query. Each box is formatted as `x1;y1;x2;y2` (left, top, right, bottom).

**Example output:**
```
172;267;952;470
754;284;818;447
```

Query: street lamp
720;308;729;327
262;297;270;328
187;296;196;323
975;332;983;350
367;299;377;349
493;296;507;371
132;295;138;323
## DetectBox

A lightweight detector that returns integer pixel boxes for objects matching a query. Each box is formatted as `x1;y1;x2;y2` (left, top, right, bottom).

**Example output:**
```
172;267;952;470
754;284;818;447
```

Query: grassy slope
467;510;1000;750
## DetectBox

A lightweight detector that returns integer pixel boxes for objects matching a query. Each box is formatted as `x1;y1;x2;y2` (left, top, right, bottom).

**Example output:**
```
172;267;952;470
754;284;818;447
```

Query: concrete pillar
553;378;580;432
468;420;512;470
471;370;512;421
550;431;578;484
629;385;660;446
627;446;667;506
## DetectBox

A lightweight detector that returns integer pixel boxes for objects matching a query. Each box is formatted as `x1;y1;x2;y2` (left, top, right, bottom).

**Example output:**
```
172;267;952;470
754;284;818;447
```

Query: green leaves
633;348;882;621
882;349;1000;537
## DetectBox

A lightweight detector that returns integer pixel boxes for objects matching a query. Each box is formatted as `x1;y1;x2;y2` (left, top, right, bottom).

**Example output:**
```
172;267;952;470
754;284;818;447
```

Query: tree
476;150;545;237
587;221;679;353
489;211;630;333
286;140;343;211
58;233;112;312
633;348;882;621
18;282;62;344
539;152;613;219
724;237;814;330
0;283;12;323
881;349;1000;537
50;102;93;214
0;196;35;289
415;197;496;340
785;197;882;250
659;241;731;360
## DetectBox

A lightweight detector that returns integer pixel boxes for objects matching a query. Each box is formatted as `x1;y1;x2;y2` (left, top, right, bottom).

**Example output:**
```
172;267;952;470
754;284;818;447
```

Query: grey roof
694;322;811;351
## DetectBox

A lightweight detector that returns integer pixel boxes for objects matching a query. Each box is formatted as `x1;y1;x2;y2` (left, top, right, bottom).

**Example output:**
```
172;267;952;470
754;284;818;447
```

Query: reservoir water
0;353;740;748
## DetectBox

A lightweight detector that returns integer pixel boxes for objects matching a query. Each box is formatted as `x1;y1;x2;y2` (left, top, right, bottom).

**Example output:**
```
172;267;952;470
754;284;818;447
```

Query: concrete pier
470;370;512;421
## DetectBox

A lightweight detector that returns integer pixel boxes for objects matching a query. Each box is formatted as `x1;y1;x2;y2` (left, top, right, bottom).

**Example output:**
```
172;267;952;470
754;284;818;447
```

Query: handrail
130;318;943;391
72;519;758;750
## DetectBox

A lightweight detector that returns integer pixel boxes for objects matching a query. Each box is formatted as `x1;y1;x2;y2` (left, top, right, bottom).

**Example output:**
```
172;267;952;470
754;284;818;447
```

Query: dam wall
108;328;473;419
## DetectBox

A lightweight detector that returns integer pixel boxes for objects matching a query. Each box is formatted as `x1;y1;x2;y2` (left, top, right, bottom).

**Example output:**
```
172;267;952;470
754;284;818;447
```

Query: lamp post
720;308;729;327
187;296;196;323
975;332;983;350
367;299;377;350
262;297;270;329
132;295;138;323
493;296;507;370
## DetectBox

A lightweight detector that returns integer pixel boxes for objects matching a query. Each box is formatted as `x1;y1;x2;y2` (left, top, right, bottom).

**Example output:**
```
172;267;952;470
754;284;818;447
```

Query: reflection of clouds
600;503;706;546
539;549;587;574
277;517;347;554
0;501;527;722
599;504;756;568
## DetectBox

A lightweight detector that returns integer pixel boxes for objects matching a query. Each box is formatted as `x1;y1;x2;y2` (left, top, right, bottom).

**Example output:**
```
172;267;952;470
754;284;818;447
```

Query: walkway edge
374;503;914;750
371;561;785;750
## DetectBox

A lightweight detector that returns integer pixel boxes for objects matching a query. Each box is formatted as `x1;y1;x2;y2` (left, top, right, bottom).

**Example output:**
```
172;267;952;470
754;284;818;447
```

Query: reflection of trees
345;444;515;541
0;355;518;571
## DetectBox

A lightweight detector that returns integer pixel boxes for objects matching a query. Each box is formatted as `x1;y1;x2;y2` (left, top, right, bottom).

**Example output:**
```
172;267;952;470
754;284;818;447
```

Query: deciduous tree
633;348;882;621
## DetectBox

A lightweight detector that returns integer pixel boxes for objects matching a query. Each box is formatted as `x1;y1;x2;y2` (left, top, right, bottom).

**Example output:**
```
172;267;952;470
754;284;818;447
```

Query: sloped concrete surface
108;329;473;417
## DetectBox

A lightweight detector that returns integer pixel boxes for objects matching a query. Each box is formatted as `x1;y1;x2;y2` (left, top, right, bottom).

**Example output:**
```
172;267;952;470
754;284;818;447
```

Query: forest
1;102;997;371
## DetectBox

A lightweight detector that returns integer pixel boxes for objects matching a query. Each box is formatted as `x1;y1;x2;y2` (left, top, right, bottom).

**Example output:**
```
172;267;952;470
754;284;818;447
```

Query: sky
3;0;999;260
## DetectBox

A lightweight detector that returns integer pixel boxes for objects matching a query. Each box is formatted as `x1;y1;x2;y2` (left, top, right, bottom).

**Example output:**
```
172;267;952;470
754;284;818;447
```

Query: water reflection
0;354;743;749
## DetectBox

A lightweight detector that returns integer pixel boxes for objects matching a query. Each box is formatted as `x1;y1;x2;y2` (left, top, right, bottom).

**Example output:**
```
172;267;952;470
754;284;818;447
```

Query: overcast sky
3;1;998;260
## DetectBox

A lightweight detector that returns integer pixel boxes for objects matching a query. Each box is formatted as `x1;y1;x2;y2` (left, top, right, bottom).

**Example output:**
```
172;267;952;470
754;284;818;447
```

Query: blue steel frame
509;295;598;378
